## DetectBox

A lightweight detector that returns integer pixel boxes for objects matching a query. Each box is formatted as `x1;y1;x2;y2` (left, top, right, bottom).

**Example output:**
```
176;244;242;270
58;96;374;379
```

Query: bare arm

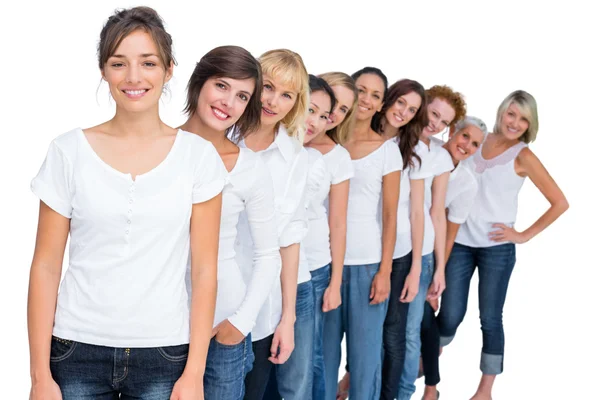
400;179;425;303
324;180;349;311
28;202;69;397
185;193;222;379
370;170;400;305
431;172;450;273
444;219;461;266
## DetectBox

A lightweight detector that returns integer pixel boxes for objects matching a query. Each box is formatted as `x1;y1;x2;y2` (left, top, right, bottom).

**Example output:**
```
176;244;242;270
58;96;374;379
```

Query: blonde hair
494;90;539;143
258;49;309;142
319;72;358;144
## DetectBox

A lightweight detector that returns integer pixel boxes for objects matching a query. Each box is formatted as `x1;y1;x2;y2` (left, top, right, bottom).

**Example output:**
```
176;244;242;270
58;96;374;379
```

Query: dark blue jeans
380;252;412;400
420;302;440;386
437;243;516;375
204;334;254;400
310;264;331;400
50;336;188;399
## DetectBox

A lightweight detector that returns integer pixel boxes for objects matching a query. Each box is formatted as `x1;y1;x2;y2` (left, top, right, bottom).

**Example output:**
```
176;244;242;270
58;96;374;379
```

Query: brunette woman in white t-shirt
418;116;487;400
437;91;569;400
238;49;311;400
27;7;226;400
180;45;281;400
323;67;402;400
397;85;467;400
299;74;354;399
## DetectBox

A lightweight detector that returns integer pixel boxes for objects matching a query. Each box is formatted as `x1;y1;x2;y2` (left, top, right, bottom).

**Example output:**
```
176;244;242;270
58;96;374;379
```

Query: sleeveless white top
456;138;528;247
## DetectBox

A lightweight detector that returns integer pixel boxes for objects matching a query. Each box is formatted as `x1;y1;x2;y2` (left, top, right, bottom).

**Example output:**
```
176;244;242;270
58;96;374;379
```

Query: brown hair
319;72;358;144
373;79;427;170
184;46;263;140
98;6;176;70
425;85;467;127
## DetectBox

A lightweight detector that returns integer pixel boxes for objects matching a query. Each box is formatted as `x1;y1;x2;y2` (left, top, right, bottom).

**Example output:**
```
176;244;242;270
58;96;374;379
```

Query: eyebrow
111;53;159;58
310;102;321;111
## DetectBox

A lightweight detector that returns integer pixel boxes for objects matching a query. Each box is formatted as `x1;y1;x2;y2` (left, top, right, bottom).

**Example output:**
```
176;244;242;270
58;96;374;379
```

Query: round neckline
349;140;389;162
227;146;245;175
479;135;524;162
78;128;182;182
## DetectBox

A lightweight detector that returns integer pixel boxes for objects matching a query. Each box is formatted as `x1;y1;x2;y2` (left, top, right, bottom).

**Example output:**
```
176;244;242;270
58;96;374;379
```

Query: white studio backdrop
0;0;597;397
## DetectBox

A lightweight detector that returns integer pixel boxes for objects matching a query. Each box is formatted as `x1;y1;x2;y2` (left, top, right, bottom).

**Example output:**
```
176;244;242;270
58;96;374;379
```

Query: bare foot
336;372;350;400
422;387;439;400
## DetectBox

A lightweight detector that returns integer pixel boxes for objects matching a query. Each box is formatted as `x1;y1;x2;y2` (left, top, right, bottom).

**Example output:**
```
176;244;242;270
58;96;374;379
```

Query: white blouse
235;125;309;341
392;138;436;259
345;139;403;265
186;148;281;336
446;161;478;224
31;128;226;348
456;140;528;248
303;145;354;271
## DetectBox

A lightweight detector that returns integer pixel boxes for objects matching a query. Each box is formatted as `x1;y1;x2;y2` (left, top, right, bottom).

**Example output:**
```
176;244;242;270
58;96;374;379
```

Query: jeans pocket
215;334;246;348
50;336;78;363
157;344;189;363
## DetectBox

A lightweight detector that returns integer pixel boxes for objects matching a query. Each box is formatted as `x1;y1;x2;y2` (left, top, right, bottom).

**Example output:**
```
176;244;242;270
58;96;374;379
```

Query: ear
164;61;174;84
100;68;107;81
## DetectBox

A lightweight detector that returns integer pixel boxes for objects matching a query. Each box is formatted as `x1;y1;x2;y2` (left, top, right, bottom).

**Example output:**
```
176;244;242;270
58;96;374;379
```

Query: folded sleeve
447;181;478;224
278;150;309;247
331;147;354;185
228;156;282;335
30;141;74;218
193;142;227;204
382;139;403;176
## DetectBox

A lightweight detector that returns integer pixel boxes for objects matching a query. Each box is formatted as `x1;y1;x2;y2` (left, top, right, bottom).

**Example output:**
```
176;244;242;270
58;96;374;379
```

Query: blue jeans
381;252;412;400
323;263;389;400
437;243;516;375
263;280;315;400
204;334;254;400
50;336;188;399
310;264;331;400
398;252;434;400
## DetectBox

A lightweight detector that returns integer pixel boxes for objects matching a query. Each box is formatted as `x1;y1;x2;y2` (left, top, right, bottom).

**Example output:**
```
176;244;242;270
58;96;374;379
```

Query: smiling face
327;85;355;130
354;73;385;121
260;73;299;126
423;97;456;137
304;90;332;144
499;102;530;141
195;76;255;133
385;91;422;129
102;30;172;113
447;124;485;162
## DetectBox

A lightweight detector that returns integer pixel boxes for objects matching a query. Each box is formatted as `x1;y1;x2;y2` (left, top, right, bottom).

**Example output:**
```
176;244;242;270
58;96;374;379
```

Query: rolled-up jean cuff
480;353;503;375
439;335;454;347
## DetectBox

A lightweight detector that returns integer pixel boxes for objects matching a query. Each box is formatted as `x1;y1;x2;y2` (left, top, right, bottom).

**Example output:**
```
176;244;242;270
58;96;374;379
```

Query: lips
306;128;314;136
211;106;230;121
393;113;404;123
262;107;276;116
358;104;370;112
122;89;149;99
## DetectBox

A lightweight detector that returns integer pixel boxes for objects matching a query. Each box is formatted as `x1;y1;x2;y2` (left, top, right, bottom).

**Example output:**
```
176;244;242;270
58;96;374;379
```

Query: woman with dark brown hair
180;45;281;400
27;7;225;399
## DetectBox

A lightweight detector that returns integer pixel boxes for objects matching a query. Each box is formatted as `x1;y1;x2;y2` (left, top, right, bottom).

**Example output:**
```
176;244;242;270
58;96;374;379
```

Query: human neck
108;106;166;137
353;117;373;140
246;122;278;151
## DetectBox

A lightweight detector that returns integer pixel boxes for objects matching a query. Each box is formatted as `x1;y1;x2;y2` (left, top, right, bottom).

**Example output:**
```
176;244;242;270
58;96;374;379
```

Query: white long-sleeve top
235;125;309;341
186;148;281;336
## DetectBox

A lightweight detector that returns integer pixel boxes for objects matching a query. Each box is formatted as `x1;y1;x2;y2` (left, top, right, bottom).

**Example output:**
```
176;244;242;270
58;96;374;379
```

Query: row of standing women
27;6;569;400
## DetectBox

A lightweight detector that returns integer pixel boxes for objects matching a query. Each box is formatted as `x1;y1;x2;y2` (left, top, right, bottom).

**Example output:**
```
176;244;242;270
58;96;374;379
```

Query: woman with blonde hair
437;91;569;400
234;49;311;400
319;72;358;145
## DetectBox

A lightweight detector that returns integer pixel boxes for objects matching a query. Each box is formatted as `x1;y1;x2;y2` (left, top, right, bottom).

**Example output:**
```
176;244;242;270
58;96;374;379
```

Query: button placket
126;182;136;237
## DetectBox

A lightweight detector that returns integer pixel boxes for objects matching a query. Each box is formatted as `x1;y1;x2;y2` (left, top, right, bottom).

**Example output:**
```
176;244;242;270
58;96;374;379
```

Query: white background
1;0;597;398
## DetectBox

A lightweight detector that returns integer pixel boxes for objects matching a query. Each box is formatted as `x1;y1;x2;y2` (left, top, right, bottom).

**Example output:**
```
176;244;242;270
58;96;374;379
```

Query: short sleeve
304;149;327;207
278;149;309;247
31;141;74;218
331;146;354;185
433;147;454;177
382;139;403;176
193;142;227;203
447;181;478;224
409;142;436;180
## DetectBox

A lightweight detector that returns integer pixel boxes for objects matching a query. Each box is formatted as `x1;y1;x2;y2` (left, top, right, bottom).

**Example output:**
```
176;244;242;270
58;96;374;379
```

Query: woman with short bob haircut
437;91;568;400
236;49;311;400
319;72;359;144
180;45;281;400
27;7;225;399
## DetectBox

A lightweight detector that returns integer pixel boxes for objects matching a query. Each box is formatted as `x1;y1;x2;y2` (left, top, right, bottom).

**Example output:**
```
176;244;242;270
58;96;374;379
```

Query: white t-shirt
235;125;309;341
446;161;478;224
303;145;354;271
31;128;226;348
420;138;454;255
392;138;436;259
345;139;403;265
299;147;327;275
186;148;281;336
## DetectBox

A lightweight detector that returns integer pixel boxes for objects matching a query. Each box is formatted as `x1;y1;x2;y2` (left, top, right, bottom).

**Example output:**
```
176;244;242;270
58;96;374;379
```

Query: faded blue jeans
323;263;389;400
310;264;331;400
263;280;315;400
398;252;434;400
50;336;188;399
204;334;254;400
437;243;516;375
